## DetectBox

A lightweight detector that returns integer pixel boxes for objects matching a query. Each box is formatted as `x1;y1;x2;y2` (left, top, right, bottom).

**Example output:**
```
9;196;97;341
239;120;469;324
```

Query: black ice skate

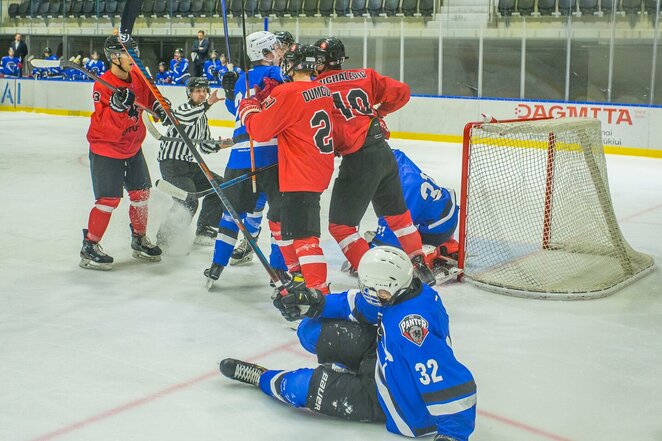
204;263;224;290
340;260;358;277
230;229;259;266
411;254;436;287
193;225;217;247
79;229;113;271
130;224;162;262
219;358;266;387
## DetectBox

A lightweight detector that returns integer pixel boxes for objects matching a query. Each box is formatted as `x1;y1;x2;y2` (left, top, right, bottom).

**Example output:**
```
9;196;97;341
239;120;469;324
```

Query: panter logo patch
399;314;429;346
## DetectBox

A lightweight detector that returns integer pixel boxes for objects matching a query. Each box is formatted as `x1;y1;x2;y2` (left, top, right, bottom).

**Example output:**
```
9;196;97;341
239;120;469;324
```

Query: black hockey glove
152;99;171;125
221;71;238;100
273;294;303;322
109;87;135;113
280;286;326;320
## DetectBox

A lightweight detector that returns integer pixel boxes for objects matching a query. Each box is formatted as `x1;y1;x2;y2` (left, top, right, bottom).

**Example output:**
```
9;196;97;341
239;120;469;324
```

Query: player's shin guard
329;223;370;271
212;212;240;265
259;368;314;408
269;221;299;272
383;211;424;258
128;189;150;235
86;197;121;242
294;237;328;294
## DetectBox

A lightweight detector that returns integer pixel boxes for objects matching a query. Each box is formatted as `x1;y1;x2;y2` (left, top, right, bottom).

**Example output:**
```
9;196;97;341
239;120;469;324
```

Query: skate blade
434;267;463;285
132;251;162;262
79;258;112;271
229;254;254;266
206;278;215;290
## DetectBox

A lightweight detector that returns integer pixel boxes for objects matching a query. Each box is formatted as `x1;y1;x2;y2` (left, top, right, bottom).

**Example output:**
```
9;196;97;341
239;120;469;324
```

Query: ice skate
363;230;377;243
438;238;459;262
411;254;436;286
193;225;217;246
230;229;259;265
219;358;266;387
340;260;358;277
79;229;113;271
204;263;224;290
130;224;162;262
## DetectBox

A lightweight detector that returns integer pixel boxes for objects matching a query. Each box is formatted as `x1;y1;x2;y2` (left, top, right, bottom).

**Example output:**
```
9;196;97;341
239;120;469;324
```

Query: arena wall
1;78;660;158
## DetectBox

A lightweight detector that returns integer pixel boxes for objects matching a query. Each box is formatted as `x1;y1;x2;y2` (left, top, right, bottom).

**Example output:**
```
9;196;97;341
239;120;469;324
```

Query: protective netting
462;117;654;299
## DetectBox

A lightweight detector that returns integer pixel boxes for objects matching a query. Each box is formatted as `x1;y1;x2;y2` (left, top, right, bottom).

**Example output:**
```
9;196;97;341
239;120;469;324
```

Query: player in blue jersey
220;246;476;441
203;31;290;289
31;47;62;80
1;47;21;77
85;51;106;77
155;61;172;85
203;50;222;85
169;48;190;85
343;149;459;276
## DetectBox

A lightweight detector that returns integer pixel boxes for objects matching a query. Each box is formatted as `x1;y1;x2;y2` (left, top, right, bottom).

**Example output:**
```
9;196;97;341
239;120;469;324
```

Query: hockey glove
238;97;261;126
253;77;280;102
152;99;171;125
109;87;135;113
378;118;391;140
221;71;238;100
273;295;303;322
281;286;326;320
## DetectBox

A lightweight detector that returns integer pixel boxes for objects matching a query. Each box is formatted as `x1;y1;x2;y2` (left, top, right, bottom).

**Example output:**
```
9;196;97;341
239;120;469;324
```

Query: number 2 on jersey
415;359;444;385
310;110;334;153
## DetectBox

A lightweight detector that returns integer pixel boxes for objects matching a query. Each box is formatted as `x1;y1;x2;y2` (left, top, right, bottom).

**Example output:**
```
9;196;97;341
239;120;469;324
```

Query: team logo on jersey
93;91;101;102
262;96;276;110
399;314;429;346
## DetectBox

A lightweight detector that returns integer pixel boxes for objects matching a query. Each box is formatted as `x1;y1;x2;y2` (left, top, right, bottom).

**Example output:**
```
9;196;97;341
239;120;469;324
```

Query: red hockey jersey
315;68;410;156
86;69;155;159
244;81;335;193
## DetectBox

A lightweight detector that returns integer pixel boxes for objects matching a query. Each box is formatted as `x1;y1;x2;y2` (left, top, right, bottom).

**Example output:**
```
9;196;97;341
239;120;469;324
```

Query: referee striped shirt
157;101;214;162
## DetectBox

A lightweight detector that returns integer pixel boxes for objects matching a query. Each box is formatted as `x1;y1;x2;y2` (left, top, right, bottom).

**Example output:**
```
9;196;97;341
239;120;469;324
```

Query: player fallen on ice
79;35;165;270
155;76;226;250
220;246;476;441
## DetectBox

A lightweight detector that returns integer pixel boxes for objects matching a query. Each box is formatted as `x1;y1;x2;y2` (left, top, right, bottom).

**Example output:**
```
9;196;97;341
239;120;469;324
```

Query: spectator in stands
85;50;106;76
156;61;172;84
169;48;190;85
191;30;209;77
203;50;222;85
11;33;28;77
1;47;21;77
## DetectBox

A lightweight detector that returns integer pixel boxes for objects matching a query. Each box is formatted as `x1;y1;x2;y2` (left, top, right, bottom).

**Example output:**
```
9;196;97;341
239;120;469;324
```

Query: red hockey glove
238;97;261;126
378;118;391;140
253;77;280;102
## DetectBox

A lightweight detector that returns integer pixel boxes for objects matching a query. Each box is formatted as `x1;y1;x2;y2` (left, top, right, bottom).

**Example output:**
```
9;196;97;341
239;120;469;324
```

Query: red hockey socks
269;221;300;272
128;189;150;235
294;237;329;294
383;212;424;258
329;223;370;270
86;197;121;242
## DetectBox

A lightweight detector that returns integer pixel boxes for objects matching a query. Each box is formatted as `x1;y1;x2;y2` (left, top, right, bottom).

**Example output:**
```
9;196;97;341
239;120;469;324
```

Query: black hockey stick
118;9;289;295
155;163;277;200
30;58;161;119
141;111;233;150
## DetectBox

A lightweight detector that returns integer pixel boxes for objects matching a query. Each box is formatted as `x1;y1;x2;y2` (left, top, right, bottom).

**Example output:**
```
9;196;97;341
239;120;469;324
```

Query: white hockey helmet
357;246;414;306
246;31;279;63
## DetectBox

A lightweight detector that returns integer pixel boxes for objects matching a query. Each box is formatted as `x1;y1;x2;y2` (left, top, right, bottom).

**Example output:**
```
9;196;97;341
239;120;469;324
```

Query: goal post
457;117;654;300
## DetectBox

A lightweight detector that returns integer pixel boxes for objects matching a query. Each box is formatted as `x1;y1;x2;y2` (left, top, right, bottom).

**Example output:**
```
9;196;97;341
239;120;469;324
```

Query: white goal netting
459;117;654;299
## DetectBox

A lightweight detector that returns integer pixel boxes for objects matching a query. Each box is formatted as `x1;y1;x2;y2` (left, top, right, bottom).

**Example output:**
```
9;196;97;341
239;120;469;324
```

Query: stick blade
155;179;189;200
30;59;62;68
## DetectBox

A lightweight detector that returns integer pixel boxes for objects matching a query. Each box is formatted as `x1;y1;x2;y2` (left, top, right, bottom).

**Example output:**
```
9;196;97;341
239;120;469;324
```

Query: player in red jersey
238;44;335;293
313;37;435;286
79;35;165;270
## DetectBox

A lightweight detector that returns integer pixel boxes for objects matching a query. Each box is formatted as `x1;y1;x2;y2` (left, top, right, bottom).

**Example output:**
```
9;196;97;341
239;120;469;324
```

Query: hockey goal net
457;117;654;299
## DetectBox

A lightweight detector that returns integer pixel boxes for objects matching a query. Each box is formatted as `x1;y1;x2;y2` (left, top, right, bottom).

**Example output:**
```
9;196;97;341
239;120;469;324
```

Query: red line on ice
478;409;575;441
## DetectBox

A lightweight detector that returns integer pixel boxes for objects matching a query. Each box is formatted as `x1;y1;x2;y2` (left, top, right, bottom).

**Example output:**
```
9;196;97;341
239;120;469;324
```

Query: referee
156;77;225;249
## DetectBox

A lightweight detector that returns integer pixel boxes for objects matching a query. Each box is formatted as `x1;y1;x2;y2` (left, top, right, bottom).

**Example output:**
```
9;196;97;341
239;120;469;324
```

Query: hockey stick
141;111;232;150
219;0;232;66
118;15;289;295
155;163;278;200
238;0;258;193
30;58;161;119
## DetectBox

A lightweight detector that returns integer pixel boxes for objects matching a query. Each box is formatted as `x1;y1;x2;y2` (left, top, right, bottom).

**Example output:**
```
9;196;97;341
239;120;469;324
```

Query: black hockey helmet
186;76;210;97
174;47;184;56
158;61;167;68
43;47;52;55
281;43;323;79
274;31;295;48
103;35;138;61
314;37;347;69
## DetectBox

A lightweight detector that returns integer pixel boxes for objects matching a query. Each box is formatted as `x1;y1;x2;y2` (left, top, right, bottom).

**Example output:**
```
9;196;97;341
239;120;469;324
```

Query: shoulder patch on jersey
399;314;429;346
262;96;276;110
93;91;101;102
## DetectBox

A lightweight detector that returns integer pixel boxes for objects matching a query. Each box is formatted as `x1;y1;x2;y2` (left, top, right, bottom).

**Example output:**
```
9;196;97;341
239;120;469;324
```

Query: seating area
5;0;435;18
497;0;662;15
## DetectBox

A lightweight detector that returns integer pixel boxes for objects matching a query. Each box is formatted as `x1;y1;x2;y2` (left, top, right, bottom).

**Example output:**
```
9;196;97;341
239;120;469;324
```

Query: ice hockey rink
1;111;661;441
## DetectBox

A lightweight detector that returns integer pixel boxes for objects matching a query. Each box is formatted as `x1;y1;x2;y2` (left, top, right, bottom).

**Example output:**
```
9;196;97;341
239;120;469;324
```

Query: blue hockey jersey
155;70;172;85
375;149;457;246
169;58;190;85
203;59;221;83
1;55;20;76
85;59;106;76
224;64;283;169
320;283;476;440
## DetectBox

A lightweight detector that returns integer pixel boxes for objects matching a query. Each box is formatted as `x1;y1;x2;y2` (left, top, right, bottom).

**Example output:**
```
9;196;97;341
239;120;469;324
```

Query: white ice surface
1;112;661;441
